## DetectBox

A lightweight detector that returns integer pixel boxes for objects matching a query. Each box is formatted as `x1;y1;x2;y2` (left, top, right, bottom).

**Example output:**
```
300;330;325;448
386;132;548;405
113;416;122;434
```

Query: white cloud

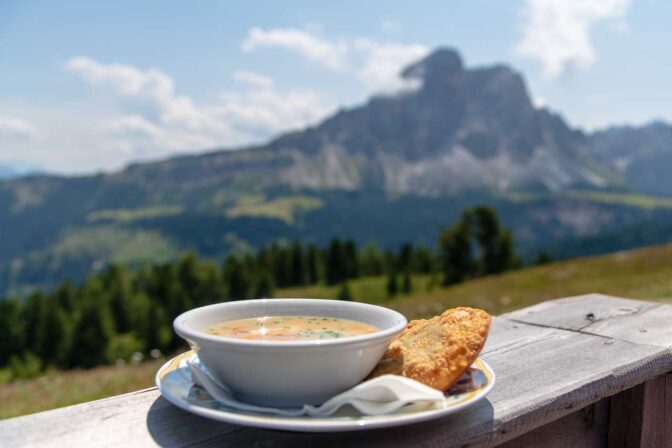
242;27;428;95
106;114;163;139
65;57;174;100
219;88;330;136
232;70;274;89
65;57;225;135
241;27;349;71
515;0;631;79
532;95;547;109
0;115;38;141
354;39;429;94
7;29;431;174
0;105;127;172
18;57;335;172
105;114;217;158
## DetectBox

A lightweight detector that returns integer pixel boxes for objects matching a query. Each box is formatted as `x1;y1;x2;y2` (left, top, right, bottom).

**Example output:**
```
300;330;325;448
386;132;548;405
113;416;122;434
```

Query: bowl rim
173;298;408;348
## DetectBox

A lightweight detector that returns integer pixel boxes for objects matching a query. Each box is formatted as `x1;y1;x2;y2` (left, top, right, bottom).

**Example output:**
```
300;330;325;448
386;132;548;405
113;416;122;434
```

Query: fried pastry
368;307;491;391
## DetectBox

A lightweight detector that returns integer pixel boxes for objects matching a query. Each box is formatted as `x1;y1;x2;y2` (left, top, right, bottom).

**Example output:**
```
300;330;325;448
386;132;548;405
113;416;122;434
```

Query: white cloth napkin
187;359;444;416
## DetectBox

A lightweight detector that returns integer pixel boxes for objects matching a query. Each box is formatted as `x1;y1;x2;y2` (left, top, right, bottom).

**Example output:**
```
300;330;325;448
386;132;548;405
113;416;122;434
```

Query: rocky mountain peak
261;47;608;194
401;47;463;84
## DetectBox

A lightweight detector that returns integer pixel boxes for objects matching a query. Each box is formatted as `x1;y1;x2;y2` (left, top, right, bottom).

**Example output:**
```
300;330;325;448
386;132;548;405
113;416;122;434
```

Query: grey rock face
259;48;608;194
591;121;672;195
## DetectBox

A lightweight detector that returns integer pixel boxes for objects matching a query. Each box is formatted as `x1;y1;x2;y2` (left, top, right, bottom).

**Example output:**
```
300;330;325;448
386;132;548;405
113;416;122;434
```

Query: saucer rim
155;351;496;433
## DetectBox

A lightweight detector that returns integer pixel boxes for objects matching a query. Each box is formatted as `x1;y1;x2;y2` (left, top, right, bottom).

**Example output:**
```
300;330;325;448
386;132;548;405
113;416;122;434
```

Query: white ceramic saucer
156;351;495;433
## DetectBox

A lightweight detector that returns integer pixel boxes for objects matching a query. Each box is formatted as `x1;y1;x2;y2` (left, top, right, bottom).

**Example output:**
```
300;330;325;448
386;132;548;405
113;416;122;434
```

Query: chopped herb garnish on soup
203;316;377;341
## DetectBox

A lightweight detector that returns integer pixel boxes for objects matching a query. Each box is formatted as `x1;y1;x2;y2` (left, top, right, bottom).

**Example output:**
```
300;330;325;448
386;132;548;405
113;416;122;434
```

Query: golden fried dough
368;307;491;391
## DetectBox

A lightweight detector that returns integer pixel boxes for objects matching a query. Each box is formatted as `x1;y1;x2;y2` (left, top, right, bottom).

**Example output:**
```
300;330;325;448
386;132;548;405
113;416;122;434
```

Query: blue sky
0;0;670;173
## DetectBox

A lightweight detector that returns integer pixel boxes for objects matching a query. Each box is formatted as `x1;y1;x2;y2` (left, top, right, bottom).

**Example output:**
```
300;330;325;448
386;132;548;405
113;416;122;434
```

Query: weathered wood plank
0;388;245;448
2;297;671;448
607;374;671;448
498;399;610;448
505;293;672;348
608;380;647;447
481;317;558;355
582;305;672;348
458;329;672;446
639;375;670;448
504;294;661;333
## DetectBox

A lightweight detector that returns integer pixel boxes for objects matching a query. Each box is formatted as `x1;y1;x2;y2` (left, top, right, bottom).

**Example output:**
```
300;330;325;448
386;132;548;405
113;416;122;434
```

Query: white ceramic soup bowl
173;298;407;408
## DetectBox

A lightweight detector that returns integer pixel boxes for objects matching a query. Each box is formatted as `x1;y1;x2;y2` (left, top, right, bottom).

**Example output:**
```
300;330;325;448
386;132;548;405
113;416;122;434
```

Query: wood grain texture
0;388;246;447
582;305;672;348
1;295;671;448
505;293;672;349
608;374;671;448
640;376;670;448
503;293;660;333
499;399;610;448
608;381;647;447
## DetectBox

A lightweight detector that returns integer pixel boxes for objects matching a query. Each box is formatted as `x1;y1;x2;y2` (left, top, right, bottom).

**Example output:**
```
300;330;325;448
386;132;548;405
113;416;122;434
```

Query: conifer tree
306;243;321;284
326;239;345;285
0;300;21;366
289;242;306;286
472;206;515;274
268;243;286;287
21;292;44;356
360;242;384;276
101;264;133;333
253;270;275;298
402;270;412;294
344;240;359;279
34;298;68;366
386;270;398;297
412;246;435;274
223;256;251;300
383;250;398;276
53;280;76;313
176;252;201;309
438;212;475;285
399;243;413;273
68;298;113;368
131;292;169;354
196;261;227;306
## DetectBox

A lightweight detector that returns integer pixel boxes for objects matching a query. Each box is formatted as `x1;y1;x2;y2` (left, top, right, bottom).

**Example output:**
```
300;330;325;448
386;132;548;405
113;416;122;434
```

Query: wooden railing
1;294;671;447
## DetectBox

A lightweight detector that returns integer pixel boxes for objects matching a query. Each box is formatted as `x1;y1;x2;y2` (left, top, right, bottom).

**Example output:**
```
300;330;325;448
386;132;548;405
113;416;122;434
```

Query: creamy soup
204;315;378;341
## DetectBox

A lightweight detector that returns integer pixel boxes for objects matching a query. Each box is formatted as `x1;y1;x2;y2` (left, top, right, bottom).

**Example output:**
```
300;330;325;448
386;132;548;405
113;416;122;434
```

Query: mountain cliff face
109;48;610;196
272;49;607;194
1;48;671;294
591;121;672;196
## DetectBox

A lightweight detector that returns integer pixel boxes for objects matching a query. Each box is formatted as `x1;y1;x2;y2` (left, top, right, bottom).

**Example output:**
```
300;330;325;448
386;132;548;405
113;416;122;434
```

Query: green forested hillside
4;181;672;296
0;207;516;379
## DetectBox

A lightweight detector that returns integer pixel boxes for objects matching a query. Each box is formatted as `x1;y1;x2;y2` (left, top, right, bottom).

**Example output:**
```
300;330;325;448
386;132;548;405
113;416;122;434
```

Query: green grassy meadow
0;358;165;420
